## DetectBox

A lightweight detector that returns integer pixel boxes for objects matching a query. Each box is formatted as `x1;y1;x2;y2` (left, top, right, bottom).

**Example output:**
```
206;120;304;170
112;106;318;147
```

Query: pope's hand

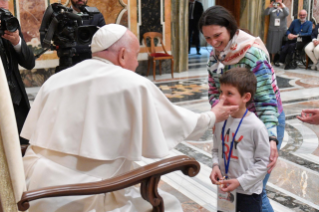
211;98;239;123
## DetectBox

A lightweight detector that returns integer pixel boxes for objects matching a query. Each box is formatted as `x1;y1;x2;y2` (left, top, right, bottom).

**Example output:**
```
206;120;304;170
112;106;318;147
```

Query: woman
199;5;285;212
264;0;289;62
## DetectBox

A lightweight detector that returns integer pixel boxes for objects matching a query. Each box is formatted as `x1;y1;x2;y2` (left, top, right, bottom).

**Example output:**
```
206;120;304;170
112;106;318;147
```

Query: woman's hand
210;165;222;185
277;2;284;9
211;98;239;123
267;140;278;173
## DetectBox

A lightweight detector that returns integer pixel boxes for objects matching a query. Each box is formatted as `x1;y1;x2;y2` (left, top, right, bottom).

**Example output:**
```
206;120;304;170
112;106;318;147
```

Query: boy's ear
243;92;251;103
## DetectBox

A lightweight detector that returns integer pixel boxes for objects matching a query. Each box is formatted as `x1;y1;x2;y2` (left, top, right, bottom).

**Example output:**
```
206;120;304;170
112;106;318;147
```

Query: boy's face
219;84;250;116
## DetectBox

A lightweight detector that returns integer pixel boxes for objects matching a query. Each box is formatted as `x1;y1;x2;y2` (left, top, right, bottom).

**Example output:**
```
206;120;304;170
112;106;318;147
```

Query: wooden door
215;0;241;25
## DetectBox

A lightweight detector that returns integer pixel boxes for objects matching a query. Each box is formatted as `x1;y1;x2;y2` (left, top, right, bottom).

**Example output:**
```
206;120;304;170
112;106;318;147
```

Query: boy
210;68;270;212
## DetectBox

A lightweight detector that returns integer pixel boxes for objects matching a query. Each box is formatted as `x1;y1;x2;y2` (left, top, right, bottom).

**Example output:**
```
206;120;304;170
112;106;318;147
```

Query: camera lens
78;28;91;44
6;17;19;32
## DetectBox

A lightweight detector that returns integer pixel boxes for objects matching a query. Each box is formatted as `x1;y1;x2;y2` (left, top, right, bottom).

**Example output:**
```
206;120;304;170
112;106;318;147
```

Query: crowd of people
2;0;319;211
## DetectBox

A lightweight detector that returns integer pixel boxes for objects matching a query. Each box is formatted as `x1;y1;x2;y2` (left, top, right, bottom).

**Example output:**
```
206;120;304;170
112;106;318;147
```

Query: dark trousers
218;192;262;212
189;19;200;53
279;40;296;63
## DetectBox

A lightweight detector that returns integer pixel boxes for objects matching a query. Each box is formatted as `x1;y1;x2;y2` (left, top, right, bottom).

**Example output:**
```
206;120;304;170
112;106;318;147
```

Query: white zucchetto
91;24;127;53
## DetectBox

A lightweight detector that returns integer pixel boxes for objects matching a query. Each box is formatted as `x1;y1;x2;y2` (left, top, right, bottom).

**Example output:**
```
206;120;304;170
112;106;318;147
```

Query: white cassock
21;57;216;212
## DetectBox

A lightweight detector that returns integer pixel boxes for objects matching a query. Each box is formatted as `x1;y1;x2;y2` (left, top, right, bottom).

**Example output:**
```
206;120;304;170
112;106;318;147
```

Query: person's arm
16;32;35;70
248;49;279;138
236;125;270;191
212;127;219;166
311;25;318;40
185;98;238;140
297;109;319;124
264;7;272;16
247;48;280;173
6;26;35;70
282;5;289;16
300;21;313;36
286;20;295;36
210;127;223;185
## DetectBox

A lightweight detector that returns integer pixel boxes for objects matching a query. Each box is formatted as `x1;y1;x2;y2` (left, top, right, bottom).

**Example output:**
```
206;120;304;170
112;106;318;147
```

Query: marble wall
310;0;319;24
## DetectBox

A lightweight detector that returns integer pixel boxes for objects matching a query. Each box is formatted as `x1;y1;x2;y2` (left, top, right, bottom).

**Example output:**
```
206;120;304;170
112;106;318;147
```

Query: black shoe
284;64;291;70
196;52;201;55
274;62;280;67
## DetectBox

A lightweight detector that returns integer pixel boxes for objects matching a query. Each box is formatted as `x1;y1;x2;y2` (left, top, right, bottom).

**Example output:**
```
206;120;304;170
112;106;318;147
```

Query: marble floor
25;47;319;211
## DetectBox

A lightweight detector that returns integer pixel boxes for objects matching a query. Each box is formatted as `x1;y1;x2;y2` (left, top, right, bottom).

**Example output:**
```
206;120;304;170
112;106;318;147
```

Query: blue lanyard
276;11;280;16
221;109;248;178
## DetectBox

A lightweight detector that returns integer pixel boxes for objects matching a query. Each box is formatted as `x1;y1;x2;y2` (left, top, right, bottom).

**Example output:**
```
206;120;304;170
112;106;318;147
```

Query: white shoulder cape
21;59;211;161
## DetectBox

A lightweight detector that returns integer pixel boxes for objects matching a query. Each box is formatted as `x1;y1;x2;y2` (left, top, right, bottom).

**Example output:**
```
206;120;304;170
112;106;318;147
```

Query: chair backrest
143;32;169;55
0;58;26;211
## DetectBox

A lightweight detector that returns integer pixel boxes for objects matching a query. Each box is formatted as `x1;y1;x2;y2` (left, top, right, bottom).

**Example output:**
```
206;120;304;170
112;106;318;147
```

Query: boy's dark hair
198;5;238;39
219;68;257;105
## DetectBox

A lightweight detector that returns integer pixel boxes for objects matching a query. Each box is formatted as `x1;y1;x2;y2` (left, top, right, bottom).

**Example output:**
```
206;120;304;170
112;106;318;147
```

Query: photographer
0;0;35;144
70;0;105;65
264;0;289;63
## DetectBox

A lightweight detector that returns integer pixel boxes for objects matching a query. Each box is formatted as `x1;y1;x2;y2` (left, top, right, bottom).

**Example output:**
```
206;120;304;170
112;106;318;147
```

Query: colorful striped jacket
207;46;283;137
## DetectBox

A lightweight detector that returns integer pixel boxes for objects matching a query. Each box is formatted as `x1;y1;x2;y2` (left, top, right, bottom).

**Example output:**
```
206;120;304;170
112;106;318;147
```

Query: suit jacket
1;26;35;144
311;24;319;40
189;1;203;23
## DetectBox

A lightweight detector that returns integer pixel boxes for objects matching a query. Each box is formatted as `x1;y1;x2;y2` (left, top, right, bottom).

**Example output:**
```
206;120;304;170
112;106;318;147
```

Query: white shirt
212;113;270;195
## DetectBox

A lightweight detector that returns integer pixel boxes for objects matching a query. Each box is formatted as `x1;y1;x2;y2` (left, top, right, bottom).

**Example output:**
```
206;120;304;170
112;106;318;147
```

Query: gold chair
0;58;200;212
143;32;174;80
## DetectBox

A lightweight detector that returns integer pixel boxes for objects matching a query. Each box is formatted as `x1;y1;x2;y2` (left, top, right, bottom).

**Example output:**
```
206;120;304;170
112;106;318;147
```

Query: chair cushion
150;53;172;57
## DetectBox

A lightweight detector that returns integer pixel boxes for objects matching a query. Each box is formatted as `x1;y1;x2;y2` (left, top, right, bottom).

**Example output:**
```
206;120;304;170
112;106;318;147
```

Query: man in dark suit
189;0;203;55
0;3;35;145
70;0;106;65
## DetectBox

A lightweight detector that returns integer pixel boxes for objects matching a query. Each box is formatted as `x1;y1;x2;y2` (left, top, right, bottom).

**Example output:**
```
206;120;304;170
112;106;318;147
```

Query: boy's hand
210;165;222;184
220;179;240;192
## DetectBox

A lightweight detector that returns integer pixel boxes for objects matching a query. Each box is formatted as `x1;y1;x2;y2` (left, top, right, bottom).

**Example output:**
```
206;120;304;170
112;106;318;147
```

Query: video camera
273;2;279;8
0;8;19;36
39;3;100;72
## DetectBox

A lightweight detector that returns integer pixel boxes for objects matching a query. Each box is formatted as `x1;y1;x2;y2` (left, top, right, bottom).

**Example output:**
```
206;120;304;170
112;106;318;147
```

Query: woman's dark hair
198;5;238;39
